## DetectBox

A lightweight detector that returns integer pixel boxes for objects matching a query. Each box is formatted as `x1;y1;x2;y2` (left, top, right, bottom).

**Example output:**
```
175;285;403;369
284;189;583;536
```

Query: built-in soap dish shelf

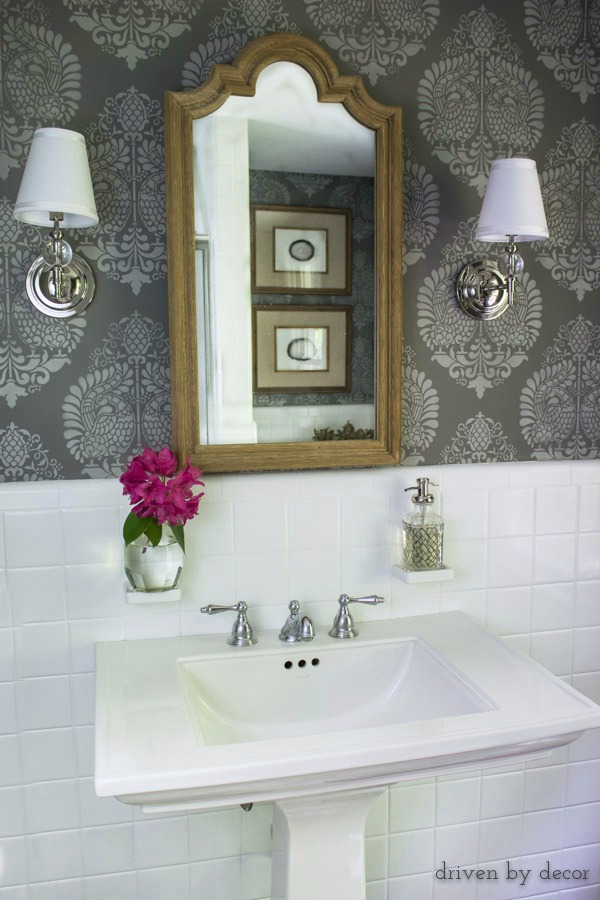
124;584;182;604
393;564;454;584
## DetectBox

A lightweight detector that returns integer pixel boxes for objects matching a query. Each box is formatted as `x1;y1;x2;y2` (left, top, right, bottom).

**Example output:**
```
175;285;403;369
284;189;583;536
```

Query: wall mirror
165;33;402;473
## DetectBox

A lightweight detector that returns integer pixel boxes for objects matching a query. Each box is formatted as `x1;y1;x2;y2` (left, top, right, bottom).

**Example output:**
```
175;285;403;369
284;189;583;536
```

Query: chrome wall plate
25;253;95;318
456;259;509;320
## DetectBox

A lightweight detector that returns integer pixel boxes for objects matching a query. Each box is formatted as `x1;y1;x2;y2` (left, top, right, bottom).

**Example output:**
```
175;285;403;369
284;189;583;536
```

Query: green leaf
170;524;185;553
123;511;149;546
145;519;162;547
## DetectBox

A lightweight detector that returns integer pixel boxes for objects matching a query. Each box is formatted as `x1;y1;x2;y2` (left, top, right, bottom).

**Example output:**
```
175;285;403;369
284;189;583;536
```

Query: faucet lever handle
329;593;384;640
200;602;257;647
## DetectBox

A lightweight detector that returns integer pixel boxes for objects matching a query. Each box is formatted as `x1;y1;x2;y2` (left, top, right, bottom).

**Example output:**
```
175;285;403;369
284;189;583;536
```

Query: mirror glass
193;61;376;446
165;34;402;473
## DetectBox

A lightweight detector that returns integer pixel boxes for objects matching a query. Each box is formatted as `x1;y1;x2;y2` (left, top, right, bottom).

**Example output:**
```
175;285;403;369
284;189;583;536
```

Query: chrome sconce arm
456;158;548;321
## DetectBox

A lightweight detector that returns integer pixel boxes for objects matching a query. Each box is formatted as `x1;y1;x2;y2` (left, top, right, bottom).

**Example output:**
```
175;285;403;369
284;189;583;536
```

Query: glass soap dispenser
402;477;444;571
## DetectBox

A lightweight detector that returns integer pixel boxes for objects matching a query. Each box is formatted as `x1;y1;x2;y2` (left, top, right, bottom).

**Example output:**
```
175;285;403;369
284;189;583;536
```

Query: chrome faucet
200;601;257;646
328;593;384;639
279;600;314;642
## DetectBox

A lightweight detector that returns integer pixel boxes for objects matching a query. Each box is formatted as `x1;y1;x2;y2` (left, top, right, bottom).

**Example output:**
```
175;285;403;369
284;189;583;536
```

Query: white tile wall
0;461;598;898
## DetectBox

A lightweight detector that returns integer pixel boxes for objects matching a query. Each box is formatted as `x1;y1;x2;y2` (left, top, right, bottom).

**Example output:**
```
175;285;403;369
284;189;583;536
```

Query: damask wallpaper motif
0;0;598;480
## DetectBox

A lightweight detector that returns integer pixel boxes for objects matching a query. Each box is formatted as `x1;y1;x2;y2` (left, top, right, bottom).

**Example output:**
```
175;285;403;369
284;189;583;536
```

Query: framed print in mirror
253;305;352;392
252;206;351;294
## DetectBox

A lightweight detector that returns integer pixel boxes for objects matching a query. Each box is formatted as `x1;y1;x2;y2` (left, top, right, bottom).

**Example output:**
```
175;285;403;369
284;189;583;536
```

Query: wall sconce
13;127;98;319
456;157;548;320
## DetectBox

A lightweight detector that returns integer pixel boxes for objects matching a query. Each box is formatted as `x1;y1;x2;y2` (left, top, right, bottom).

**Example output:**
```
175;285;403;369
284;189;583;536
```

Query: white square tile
24;780;79;833
485;587;531;635
81;824;135;876
65;563;124;619
489;488;534;537
579;484;600;531
0;682;16;734
180;553;236;611
432;822;479;866
186;502;234;556
566;759;600;805
233;501;287;553
435;776;481;827
69;673;95;726
577;533;600;580
125;610;180;641
388;829;434;877
523;765;566;812
531;582;575;632
287;497;339;551
575;581;600;626
530;630;573;677
84;871;137;900
288;548;341;605
441;540;487;592
509;462;570;487
0;629;14;682
137;865;190;900
7;567;67;624
27;829;83;882
0;735;20;786
188;808;241;861
341;495;390;548
562;801;600;847
20;728;77;783
521;809;563;855
389;872;433;900
29;879;85;899
69;618;125;674
340;545;392;609
0;570;10;627
62;508;121;564
78;777;133;827
477;815;522;862
534;534;576;583
480;770;524;819
389;781;435;832
572;671;600;704
0;836;28;887
4;511;64;568
134;816;189;869
365;789;388;838
234;552;287;610
535;486;578;534
190;858;241;900
572;626;600;674
441;489;488;541
0;786;24;837
14;622;70;678
487;537;533;588
16;676;71;731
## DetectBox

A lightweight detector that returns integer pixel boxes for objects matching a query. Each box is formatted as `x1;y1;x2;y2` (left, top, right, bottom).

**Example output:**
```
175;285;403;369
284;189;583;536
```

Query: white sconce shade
13;127;98;229
475;157;548;243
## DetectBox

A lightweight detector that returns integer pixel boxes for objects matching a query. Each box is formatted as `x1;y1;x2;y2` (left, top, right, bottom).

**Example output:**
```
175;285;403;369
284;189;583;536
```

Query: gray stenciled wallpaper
250;170;375;408
0;0;598;479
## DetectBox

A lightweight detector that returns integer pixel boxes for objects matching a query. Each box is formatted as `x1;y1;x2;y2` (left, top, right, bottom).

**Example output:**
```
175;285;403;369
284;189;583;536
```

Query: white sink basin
95;611;600;812
178;637;494;745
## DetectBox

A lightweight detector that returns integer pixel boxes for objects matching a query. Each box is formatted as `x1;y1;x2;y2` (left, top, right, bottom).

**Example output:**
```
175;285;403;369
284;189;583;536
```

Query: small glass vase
124;527;184;592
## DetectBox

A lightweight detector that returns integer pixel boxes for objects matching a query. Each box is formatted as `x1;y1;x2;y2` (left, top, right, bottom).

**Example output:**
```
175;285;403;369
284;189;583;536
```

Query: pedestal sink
95;612;600;899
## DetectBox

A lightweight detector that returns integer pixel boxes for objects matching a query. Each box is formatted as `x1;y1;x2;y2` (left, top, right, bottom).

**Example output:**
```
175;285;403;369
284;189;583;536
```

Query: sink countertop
94;611;600;810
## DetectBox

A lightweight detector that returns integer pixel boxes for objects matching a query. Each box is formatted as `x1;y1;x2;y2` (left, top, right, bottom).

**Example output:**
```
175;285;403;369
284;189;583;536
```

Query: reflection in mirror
165;33;402;473
193;61;376;446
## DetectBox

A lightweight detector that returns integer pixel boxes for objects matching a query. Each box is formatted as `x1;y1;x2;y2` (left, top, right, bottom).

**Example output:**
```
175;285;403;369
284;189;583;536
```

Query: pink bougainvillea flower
121;448;205;548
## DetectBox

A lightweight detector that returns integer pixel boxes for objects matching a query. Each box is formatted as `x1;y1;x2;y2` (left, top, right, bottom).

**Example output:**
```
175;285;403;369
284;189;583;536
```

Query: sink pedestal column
271;787;385;900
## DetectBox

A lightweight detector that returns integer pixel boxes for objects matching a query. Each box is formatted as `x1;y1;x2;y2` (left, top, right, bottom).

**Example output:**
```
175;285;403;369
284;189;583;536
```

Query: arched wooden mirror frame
165;33;402;473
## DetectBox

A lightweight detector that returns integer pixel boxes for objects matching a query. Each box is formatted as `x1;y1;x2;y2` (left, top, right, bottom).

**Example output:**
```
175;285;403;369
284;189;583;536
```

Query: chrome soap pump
402;477;444;571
